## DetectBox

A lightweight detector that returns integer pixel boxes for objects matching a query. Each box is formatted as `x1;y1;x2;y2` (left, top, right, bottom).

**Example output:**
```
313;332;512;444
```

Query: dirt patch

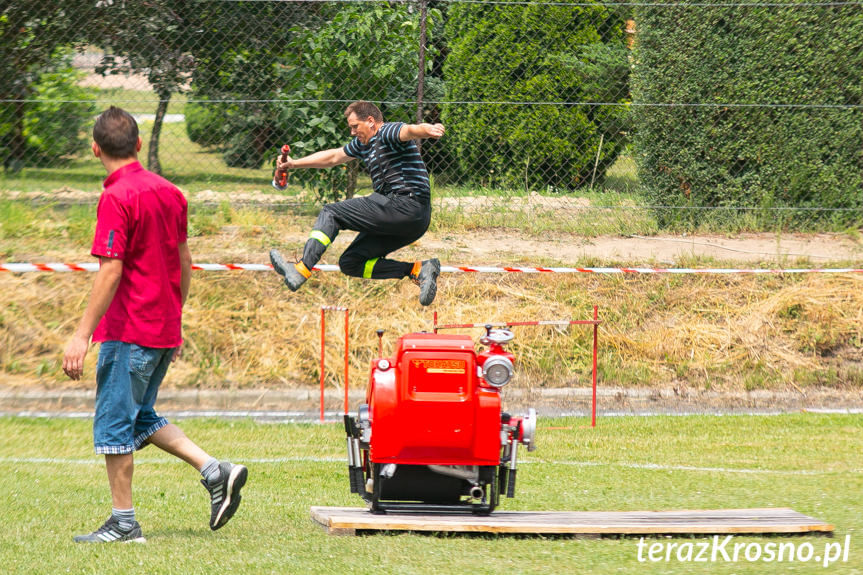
419;230;863;266
437;192;592;213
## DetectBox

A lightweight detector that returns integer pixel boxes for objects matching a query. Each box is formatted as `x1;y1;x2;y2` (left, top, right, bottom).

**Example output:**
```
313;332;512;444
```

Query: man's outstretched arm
399;123;445;142
277;147;352;172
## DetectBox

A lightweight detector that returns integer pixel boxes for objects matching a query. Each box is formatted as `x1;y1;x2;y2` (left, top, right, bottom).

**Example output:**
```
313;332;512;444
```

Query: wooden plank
310;506;834;537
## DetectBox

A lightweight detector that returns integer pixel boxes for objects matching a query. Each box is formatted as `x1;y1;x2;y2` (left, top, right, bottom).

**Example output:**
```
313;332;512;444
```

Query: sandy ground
265;225;863;268
3;189;861;411
417;230;863;267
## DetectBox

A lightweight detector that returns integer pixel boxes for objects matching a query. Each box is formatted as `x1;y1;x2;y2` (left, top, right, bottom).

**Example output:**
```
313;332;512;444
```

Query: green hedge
442;2;630;191
632;5;863;228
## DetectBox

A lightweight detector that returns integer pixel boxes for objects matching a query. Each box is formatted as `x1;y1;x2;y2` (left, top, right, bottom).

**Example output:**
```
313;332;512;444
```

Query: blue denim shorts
93;341;173;455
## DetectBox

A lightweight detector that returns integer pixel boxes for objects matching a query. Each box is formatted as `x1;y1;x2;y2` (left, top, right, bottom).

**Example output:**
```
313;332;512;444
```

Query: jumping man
269;100;444;306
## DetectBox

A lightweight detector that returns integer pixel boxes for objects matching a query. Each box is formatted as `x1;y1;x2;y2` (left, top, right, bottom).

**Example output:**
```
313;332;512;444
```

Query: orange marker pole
592;305;598;428
344;309;350;416
320;307;326;422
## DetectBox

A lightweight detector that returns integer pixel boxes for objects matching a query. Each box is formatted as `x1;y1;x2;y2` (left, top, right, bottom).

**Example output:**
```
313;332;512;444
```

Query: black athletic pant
300;192;431;279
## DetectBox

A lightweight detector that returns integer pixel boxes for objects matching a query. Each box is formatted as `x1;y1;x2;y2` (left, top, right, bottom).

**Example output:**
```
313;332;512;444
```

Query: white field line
0;456;856;477
544;460;849;476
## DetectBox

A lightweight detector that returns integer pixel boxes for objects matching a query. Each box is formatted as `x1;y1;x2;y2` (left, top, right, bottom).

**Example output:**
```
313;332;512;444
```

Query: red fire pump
344;326;536;514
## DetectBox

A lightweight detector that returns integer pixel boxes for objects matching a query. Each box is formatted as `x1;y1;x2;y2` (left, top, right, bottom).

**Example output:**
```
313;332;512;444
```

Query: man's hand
63;334;90;380
423;123;445;139
275;153;295;175
275;147;351;170
171;343;184;363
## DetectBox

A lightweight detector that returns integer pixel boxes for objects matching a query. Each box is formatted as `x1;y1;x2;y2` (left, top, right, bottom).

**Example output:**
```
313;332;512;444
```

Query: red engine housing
368;332;502;466
345;329;535;514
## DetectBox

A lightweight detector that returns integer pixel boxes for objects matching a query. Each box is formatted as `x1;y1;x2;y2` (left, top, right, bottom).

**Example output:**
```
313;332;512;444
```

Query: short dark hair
93;106;139;159
344;101;383;123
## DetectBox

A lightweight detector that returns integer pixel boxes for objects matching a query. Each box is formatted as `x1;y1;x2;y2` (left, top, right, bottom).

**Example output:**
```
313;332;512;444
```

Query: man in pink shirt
63;107;247;543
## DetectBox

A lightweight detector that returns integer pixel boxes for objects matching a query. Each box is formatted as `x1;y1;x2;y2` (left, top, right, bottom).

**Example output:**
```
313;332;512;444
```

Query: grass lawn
1;413;860;574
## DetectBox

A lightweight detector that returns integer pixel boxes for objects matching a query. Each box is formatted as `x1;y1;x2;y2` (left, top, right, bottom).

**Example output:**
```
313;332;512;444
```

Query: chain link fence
2;0;862;239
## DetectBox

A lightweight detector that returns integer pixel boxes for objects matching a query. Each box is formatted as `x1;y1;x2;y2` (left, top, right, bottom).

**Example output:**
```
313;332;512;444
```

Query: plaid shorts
93;341;173;455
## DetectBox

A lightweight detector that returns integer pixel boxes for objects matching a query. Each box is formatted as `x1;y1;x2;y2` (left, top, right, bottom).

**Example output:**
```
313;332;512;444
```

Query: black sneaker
414;258;440;306
202;462;248;531
269;249;308;291
73;516;146;543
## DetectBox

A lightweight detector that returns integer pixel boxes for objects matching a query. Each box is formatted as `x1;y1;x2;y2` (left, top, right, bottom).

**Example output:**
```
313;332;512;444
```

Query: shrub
274;1;432;201
0;49;96;169
631;5;863;228
184;99;229;149
442;2;630;191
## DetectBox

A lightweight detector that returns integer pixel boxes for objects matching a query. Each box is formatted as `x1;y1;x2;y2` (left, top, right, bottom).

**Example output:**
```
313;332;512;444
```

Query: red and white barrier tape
442;266;863;274
1;262;862;274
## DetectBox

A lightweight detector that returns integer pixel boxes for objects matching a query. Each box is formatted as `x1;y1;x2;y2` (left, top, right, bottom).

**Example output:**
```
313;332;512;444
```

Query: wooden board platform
310;506;834;537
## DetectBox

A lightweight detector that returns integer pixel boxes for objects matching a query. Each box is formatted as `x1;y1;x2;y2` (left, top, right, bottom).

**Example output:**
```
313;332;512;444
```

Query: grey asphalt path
2;386;861;422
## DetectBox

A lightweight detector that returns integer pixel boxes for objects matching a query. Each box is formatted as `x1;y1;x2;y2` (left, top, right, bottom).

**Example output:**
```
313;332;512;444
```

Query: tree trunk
148;91;171;174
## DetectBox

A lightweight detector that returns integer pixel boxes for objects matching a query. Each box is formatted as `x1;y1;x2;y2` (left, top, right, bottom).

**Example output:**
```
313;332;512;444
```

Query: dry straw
2;270;862;392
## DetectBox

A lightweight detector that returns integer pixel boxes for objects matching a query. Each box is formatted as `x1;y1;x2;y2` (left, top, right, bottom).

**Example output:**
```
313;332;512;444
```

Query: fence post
416;0;428;153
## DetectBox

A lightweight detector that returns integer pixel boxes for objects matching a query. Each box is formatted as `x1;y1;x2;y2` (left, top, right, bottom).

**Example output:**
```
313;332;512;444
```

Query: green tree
0;3;88;171
185;1;435;200
14;51;97;165
86;0;198;174
442;2;630;190
274;1;437;200
184;2;311;170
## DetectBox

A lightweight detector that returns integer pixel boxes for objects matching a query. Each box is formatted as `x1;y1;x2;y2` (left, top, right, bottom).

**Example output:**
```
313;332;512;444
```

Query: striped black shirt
343;122;430;201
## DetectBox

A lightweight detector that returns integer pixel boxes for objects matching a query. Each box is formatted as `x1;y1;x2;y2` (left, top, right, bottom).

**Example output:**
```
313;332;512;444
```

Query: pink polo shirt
91;161;188;348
